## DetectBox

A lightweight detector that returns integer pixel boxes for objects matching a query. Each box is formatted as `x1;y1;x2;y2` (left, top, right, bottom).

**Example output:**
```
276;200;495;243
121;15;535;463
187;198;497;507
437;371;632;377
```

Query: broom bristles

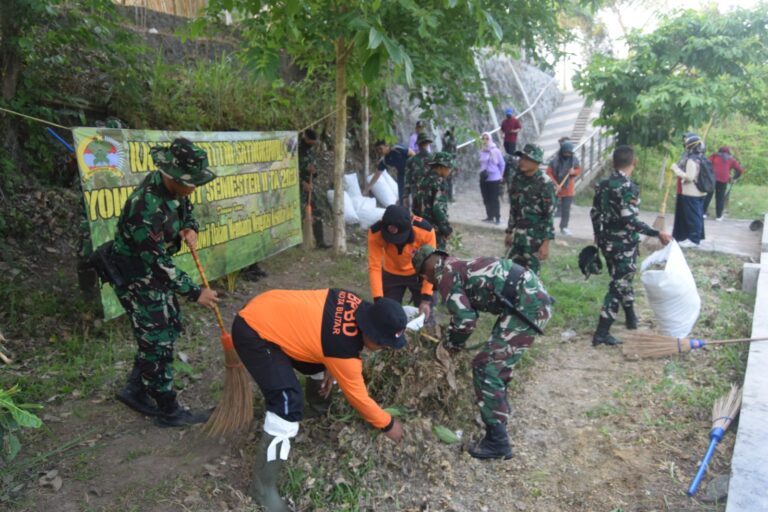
203;348;254;437
711;385;742;432
621;330;694;358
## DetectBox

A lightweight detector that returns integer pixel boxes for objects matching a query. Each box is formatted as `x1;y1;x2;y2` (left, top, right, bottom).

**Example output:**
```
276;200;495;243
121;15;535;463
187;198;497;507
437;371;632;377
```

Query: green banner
73;128;301;320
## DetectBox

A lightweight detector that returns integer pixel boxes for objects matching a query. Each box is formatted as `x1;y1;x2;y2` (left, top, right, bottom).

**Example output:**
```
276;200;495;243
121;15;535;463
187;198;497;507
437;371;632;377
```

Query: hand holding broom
622;330;768;359
189;247;254;436
687;385;742;496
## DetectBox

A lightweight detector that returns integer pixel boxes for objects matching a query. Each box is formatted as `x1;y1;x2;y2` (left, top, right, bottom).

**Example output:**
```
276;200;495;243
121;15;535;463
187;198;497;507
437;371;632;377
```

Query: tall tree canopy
574;4;768;147
199;0;591;252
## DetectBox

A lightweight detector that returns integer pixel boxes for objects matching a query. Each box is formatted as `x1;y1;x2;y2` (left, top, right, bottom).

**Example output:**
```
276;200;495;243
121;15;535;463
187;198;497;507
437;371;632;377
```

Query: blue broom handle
687;427;725;496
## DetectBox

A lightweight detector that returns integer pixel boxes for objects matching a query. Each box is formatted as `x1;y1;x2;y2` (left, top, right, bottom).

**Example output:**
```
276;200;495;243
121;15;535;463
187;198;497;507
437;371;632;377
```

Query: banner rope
0;106;69;130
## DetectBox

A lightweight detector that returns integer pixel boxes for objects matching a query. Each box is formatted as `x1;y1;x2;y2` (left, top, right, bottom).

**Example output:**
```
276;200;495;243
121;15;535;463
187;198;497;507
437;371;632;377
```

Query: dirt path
5;225;744;512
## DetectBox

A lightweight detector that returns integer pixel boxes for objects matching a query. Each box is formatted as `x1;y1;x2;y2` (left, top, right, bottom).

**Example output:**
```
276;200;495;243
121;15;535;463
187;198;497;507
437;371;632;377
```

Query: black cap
355;298;407;349
380;205;412;244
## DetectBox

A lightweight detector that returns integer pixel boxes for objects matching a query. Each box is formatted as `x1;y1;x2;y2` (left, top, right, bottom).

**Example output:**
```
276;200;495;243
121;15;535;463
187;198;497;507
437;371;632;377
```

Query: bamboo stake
189;247;254;436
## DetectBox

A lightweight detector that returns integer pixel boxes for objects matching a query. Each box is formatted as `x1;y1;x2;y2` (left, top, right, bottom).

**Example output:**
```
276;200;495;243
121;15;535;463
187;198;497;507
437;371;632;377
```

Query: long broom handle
687;428;725;496
189;246;227;336
701;336;768;345
659;167;673;216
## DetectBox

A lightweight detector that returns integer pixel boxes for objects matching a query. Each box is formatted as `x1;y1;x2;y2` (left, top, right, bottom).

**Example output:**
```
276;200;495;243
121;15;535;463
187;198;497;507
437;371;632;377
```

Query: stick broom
687;385;742;496
303;174;314;250
190;247;253;436
622;331;768;359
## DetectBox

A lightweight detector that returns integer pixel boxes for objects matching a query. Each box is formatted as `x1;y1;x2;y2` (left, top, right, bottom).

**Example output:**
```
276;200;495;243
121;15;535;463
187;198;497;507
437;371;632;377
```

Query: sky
557;0;762;89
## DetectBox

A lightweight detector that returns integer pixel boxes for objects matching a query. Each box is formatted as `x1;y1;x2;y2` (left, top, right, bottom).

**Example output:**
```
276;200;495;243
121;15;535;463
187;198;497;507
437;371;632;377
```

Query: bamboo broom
687;385;742;497
622;330;768;359
189;247;254;436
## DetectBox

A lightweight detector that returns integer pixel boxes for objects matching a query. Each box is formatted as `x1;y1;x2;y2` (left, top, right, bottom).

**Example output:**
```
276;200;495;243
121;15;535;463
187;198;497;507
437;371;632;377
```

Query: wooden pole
362;85;370;188
332;37;348;254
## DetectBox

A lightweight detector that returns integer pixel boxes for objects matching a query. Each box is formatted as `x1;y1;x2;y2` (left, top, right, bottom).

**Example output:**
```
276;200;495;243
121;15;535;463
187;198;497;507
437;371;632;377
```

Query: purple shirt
408;132;431;153
479;143;505;181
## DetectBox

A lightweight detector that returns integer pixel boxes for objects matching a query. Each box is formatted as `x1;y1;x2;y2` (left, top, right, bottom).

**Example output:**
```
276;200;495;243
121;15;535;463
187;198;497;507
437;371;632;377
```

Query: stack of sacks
326;173;389;229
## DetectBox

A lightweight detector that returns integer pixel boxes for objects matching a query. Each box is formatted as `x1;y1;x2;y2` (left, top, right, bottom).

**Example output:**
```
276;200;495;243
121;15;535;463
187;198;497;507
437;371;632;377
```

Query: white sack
357;206;385;230
640;241;700;338
366;171;398;207
344;173;363;199
326;190;359;224
351;196;377;213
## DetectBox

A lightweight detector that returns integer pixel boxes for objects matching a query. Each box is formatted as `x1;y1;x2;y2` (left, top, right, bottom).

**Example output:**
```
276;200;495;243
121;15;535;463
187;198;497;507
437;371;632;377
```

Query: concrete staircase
535;90;602;162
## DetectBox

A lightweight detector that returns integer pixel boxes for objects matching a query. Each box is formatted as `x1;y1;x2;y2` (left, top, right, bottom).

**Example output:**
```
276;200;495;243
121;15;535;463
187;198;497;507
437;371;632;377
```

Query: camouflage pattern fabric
590;170;659;320
111;171;201;395
404;150;431;208
413;172;451;249
115;285;182;394
505;169;556;274
299;138;328;221
435;256;552;426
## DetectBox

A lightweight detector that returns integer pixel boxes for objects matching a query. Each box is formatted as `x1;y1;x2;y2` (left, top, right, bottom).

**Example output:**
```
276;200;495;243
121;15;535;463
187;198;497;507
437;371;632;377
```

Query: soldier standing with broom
107;138;219;426
590;145;672;346
412;244;552;460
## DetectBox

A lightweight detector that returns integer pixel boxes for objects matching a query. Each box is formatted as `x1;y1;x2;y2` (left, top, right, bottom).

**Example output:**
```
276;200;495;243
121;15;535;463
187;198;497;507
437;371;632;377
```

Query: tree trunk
332;37;348;254
0;0;24;194
361;86;369;187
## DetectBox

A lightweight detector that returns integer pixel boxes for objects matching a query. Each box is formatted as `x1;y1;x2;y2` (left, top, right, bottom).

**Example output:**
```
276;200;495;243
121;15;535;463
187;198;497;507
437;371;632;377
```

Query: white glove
402;305;420;320
406;313;426;332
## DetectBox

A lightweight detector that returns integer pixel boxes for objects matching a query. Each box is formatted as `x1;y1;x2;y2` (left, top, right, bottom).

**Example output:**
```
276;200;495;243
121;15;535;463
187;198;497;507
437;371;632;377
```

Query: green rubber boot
249;434;291;512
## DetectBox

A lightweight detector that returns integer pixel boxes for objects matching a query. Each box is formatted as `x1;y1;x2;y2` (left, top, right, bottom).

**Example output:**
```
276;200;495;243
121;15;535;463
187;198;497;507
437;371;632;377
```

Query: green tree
574;5;768;147
199;0;586;253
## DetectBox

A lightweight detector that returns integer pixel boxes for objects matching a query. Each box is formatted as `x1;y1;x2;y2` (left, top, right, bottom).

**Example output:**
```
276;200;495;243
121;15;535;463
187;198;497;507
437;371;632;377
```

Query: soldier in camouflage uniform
590;145;672;346
110;138;220;427
504;144;556;275
404;132;433;210
299;128;331;249
441;127;457;201
413;244;552;460
413;152;454;250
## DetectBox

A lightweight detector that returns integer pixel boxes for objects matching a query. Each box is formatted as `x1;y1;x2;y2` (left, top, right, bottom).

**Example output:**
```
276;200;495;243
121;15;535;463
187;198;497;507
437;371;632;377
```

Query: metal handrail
456;76;558;150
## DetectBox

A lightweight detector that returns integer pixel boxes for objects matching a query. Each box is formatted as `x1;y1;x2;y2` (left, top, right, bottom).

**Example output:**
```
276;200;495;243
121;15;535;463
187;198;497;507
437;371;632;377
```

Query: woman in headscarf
478;132;505;224
671;135;707;248
545;140;581;236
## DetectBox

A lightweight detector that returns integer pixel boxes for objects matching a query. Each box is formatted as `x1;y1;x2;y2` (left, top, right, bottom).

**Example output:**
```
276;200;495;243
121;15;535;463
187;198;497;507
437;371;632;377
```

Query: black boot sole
115;391;161;417
468;448;513;460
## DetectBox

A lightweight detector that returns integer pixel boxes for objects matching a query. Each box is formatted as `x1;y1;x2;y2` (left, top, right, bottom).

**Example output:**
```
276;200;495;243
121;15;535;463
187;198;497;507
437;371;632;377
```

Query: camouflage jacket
404;150;431;197
590;169;659;245
112;171;200;299
506;169;556;241
298;139;317;185
435;256;548;346
414;171;451;239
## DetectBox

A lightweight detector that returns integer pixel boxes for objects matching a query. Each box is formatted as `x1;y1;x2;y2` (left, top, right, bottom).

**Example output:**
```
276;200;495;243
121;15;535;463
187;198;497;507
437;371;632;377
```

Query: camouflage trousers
506;230;544;275
115;283;183;396
599;239;638;320
471;270;552;427
301;185;329;222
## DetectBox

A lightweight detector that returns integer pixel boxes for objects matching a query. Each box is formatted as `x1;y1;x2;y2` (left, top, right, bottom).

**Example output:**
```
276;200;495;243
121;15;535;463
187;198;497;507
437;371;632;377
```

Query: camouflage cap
514;143;544;164
411;244;449;274
427;151;455;169
151;138;216;187
416;132;433;145
578;245;603;280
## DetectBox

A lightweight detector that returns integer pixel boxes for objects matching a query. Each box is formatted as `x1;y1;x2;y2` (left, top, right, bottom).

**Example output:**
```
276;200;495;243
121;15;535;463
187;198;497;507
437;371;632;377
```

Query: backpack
691;155;715;193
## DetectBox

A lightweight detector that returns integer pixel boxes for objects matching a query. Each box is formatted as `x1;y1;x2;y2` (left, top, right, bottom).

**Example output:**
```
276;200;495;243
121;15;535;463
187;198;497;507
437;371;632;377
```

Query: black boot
304;377;331;419
592;316;623;346
115;362;160;416
624;304;638;330
153;391;210;428
312;219;331;249
468;423;513;460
